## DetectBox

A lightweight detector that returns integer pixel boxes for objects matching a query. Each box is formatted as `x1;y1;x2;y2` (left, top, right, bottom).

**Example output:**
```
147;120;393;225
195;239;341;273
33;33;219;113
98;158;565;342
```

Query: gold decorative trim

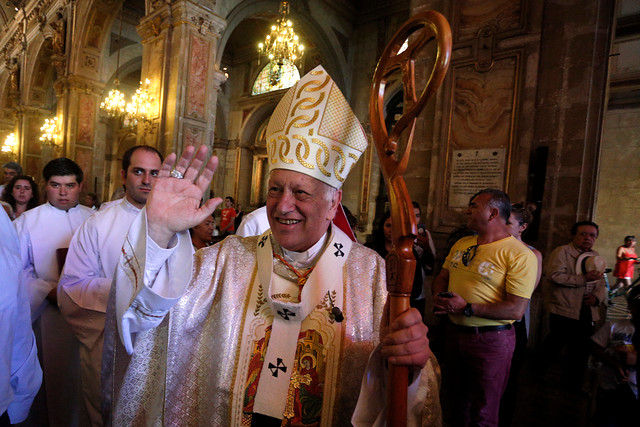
285;115;309;134
227;262;260;426
331;146;346;183
297;75;330;97
278;136;294;164
293;136;314;169
267;138;277;164
313;138;331;177
293;111;319;128
233;147;241;202
292;92;325;111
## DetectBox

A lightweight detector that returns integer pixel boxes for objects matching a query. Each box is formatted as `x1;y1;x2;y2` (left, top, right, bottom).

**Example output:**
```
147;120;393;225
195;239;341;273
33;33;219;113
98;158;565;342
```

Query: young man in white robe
14;157;93;426
103;66;441;426
58;146;162;427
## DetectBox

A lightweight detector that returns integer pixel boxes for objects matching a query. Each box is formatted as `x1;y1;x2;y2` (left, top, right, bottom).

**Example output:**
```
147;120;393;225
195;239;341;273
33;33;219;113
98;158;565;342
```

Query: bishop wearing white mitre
102;66;441;426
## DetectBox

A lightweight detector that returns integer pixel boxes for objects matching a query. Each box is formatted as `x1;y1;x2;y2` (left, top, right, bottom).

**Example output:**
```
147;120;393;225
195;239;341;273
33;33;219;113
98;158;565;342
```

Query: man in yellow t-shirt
433;189;537;427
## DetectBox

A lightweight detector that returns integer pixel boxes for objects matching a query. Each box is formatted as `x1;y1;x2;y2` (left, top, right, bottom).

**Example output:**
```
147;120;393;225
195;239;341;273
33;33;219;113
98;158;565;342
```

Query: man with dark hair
58;145;162;426
540;219;607;390
43;157;83;183
571;220;599;236
14;157;93;425
433;188;537;426
121;144;163;176
0;161;23;194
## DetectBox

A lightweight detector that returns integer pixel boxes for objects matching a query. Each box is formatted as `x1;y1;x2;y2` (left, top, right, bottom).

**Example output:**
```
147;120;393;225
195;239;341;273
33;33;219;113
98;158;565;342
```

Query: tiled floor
507;356;597;427
505;292;633;427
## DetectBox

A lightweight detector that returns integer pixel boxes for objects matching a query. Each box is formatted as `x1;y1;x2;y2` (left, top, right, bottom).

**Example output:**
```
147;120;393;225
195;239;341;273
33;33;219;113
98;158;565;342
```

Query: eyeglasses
462;244;478;266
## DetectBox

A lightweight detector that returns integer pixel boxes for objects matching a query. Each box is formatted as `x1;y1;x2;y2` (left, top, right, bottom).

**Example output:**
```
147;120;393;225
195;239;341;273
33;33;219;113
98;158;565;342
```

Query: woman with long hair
1;175;39;219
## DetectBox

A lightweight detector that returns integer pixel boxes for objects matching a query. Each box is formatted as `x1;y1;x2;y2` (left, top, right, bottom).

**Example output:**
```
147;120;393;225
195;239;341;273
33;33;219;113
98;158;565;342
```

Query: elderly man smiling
103;66;439;426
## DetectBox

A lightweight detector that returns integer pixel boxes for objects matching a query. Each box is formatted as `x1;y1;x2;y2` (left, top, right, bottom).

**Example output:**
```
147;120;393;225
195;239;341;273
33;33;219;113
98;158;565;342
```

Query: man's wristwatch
464;303;474;317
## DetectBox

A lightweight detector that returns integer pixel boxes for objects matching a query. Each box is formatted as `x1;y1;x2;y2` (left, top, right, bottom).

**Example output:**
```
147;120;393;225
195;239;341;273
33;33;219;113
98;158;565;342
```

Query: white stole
231;226;353;423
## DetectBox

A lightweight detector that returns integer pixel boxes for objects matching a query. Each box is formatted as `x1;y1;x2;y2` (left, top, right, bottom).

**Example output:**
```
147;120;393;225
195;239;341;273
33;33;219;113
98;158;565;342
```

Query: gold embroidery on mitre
293;136;314;169
265;66;368;190
294;111;319;129
332;146;346;183
278;136;294;164
297;75;330;97
267;138;278;164
285;111;319;134
292;92;325;112
284;115;308;134
312;138;331;177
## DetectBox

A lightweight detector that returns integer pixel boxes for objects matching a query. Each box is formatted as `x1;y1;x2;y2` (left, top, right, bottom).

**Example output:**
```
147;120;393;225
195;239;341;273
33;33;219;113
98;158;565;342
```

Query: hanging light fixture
40;117;59;147
257;2;304;82
1;133;17;154
100;6;126;118
125;79;153;126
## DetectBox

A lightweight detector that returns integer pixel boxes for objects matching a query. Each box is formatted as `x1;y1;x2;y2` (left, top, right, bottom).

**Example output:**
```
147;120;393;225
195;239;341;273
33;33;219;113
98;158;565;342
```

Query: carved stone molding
189;13;224;37
211;68;227;92
139;1;225;39
51;54;66;78
54;74;104;97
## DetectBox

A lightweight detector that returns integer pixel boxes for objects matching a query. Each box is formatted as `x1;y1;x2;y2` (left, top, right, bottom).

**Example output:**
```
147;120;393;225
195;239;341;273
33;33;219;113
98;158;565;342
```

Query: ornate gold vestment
103;232;386;425
102;229;440;426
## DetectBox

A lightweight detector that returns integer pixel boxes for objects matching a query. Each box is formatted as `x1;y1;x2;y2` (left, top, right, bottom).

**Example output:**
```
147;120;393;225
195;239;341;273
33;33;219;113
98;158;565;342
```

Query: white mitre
265;65;369;189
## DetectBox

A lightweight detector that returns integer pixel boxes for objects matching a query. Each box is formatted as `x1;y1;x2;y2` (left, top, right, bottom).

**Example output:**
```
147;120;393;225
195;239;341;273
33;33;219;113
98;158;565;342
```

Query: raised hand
146;145;222;248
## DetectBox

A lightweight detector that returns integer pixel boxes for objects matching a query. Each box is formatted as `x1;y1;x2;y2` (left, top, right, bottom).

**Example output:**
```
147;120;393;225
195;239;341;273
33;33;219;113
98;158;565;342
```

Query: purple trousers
442;324;516;427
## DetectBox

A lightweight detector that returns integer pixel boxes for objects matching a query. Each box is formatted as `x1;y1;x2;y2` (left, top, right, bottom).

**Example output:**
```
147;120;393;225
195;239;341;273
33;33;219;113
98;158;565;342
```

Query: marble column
53;74;105;191
136;1;227;155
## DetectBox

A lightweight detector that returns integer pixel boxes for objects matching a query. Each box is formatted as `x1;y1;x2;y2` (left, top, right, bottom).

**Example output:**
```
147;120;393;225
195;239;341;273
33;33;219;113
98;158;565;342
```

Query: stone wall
595;108;640;270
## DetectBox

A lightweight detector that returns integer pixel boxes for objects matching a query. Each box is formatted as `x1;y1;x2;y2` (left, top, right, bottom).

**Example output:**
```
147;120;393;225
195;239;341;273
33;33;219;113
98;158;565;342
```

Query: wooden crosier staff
369;11;451;427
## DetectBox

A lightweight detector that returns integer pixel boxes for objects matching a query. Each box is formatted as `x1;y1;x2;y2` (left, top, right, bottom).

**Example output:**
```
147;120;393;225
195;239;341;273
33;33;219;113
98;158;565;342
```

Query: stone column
54;74;105;191
19;105;60;178
136;1;226;155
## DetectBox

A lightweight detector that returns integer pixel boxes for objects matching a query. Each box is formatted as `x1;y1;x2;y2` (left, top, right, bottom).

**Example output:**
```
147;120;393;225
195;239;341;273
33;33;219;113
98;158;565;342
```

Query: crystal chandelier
125;79;153;126
100;84;126;117
1;132;17;154
257;2;304;81
100;7;126;118
40;117;59;147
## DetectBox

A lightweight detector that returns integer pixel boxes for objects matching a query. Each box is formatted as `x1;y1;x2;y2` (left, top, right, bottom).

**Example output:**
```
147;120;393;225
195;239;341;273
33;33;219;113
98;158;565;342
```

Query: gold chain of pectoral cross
273;252;316;297
283;371;312;420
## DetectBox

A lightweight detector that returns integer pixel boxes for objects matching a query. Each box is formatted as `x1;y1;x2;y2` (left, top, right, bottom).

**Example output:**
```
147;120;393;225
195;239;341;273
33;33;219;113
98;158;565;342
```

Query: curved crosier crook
369;10;451;427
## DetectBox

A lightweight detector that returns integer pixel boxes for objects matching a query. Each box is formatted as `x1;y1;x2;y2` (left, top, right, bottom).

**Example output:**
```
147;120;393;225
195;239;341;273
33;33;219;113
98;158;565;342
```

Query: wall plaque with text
448;148;506;208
